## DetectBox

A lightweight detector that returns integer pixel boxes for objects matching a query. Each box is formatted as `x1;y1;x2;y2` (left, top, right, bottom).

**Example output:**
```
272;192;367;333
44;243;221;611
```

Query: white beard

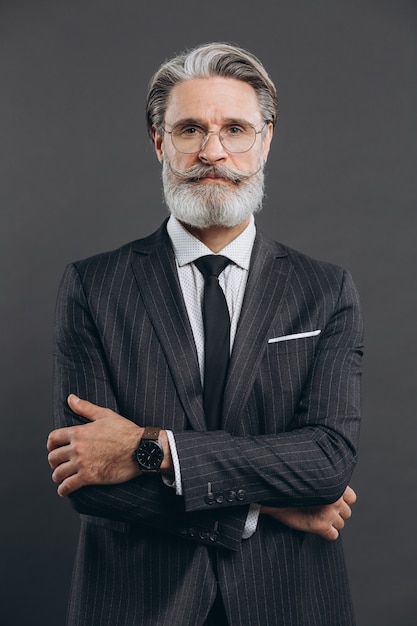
161;159;265;229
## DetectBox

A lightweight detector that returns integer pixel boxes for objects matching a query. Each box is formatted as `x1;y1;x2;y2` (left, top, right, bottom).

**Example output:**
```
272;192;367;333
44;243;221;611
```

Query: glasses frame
161;120;269;154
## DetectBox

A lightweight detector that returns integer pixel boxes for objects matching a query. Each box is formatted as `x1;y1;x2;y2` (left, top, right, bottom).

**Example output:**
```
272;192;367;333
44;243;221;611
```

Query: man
47;43;363;625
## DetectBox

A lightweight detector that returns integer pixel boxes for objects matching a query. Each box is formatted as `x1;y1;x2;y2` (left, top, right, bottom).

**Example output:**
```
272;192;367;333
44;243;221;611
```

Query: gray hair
146;42;278;138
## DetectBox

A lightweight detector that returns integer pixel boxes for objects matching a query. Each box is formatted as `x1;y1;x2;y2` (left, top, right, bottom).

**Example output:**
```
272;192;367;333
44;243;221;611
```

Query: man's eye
226;126;244;136
179;127;203;137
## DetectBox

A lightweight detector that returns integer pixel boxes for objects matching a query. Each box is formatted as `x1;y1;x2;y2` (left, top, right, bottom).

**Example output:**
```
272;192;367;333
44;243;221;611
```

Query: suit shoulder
68;222;169;278
258;228;347;279
277;242;362;313
71;240;136;273
278;241;346;277
257;232;360;302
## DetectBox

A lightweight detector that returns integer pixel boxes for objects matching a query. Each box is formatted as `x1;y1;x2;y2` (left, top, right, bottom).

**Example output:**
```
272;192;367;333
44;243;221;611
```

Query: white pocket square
268;330;321;344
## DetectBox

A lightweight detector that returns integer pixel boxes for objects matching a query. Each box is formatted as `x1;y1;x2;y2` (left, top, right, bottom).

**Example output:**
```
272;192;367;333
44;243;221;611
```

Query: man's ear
152;126;164;163
262;122;274;163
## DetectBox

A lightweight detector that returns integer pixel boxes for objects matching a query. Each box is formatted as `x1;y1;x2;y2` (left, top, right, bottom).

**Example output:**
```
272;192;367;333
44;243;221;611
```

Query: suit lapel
130;223;292;433
131;223;206;432
223;231;293;430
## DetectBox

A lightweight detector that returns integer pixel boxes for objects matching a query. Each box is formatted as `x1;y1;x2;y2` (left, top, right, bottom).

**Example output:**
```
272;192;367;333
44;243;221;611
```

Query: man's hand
47;395;144;497
260;486;357;541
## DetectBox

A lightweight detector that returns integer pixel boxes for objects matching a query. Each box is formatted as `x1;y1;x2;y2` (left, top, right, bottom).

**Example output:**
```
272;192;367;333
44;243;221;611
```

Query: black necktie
194;255;232;430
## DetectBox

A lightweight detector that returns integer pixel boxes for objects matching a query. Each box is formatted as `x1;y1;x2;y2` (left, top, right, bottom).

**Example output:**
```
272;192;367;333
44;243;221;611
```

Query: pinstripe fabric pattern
54;220;363;625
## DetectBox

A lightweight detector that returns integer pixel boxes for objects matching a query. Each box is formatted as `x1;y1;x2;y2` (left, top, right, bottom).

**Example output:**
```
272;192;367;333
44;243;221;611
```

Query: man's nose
198;132;228;163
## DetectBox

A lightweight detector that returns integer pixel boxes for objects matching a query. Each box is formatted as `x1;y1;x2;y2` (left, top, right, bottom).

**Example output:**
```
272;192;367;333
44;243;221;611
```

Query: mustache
166;161;263;184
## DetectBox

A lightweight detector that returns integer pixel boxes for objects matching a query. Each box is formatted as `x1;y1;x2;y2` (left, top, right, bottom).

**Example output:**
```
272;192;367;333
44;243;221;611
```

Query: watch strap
142;426;161;440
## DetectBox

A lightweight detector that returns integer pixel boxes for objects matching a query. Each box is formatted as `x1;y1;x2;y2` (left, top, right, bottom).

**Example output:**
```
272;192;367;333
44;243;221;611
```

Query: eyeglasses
162;121;269;154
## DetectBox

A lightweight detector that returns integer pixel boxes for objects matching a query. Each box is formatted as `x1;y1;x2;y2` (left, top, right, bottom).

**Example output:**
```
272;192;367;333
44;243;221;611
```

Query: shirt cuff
161;430;183;496
242;503;260;539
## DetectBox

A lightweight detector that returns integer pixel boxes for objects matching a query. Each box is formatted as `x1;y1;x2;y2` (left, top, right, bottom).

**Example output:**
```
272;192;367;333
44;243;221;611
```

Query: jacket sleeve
53;263;247;551
173;269;364;513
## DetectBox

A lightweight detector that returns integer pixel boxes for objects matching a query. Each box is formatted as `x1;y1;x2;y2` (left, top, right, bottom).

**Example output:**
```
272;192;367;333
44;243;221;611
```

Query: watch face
136;440;164;471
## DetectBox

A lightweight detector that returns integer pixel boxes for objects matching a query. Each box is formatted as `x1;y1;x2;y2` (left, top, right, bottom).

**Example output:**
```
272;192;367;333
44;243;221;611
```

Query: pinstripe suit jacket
54;220;363;626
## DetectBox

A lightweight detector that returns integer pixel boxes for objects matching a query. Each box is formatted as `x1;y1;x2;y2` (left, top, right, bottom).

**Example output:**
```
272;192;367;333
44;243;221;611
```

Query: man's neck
180;218;251;253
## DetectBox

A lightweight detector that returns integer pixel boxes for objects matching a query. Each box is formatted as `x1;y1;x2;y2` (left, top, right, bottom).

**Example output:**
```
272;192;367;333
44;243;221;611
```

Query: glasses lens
171;127;205;154
221;124;256;153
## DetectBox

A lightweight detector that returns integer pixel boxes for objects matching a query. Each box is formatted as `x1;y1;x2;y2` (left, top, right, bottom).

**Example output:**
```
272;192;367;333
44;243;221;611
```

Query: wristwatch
135;426;164;472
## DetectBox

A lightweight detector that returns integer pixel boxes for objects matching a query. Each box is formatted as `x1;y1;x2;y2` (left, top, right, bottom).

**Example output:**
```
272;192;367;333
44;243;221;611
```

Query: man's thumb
67;394;102;421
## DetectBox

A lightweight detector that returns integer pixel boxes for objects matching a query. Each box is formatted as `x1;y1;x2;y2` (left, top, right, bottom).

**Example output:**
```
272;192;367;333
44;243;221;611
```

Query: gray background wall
1;0;416;624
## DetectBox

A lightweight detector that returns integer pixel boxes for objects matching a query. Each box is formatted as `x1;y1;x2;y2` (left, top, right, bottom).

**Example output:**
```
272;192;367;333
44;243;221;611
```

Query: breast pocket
262;336;319;417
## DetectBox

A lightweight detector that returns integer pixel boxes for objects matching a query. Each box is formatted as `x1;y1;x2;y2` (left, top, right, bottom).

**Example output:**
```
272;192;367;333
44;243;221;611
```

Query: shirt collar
167;215;256;270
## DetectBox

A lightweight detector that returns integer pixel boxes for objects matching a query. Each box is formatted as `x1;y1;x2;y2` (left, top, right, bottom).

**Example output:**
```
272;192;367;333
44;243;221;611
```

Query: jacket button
199;530;209;540
226;490;237;502
236;489;246;501
205;493;215;505
215;492;224;503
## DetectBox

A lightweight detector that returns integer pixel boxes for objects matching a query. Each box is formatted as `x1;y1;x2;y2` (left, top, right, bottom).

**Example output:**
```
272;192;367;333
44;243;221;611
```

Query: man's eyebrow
167;117;257;128
221;118;257;126
167;118;205;128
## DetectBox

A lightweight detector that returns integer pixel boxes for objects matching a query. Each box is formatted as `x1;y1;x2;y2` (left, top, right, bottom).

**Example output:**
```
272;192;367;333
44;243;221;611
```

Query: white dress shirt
165;215;260;539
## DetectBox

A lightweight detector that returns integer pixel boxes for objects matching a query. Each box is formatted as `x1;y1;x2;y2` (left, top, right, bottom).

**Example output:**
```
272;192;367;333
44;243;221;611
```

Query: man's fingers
57;474;82;497
343;486;357;505
322;525;339;541
332;514;345;531
51;459;74;485
338;498;352;521
47;428;72;452
48;445;69;470
47;396;107;454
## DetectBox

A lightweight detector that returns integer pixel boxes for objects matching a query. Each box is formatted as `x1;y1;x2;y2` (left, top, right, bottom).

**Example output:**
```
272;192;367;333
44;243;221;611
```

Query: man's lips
190;172;234;184
199;174;230;181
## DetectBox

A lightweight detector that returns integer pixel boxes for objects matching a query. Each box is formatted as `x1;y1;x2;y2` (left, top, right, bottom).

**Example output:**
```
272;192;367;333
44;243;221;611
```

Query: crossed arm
47;394;357;542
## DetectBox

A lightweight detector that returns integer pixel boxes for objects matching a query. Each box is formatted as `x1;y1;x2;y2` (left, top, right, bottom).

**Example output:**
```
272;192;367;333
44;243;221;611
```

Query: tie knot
194;255;231;280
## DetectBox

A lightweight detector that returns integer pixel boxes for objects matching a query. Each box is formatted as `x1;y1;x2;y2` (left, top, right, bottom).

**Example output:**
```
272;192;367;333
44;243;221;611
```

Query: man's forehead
164;76;262;124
